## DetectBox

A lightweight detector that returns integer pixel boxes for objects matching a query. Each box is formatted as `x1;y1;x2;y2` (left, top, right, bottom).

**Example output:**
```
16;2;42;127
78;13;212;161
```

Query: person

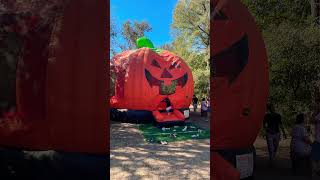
311;102;320;178
163;98;173;113
201;98;208;117
207;97;211;113
290;113;312;175
192;95;198;112
263;104;287;165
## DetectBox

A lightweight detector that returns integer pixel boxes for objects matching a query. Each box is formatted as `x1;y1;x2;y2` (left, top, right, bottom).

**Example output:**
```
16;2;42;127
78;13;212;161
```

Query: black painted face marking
214;11;228;20
151;59;161;68
145;69;188;95
213;34;249;84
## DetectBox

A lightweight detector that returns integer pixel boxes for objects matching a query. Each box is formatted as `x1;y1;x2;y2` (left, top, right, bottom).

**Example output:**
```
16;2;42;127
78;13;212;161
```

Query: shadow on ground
254;137;311;180
110;111;210;179
0;149;107;180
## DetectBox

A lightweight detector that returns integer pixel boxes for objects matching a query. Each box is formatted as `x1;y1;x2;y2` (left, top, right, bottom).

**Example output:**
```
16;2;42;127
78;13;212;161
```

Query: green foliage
171;0;210;98
121;20;152;50
110;19;118;56
172;0;210;50
242;0;320;126
242;0;312;30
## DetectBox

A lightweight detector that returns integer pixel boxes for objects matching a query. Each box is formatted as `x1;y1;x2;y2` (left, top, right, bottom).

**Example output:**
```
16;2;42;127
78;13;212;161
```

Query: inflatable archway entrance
0;0;108;154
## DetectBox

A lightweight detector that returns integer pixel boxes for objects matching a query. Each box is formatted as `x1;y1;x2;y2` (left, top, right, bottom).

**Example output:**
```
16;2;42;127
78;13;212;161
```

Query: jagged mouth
145;69;188;95
213;34;249;84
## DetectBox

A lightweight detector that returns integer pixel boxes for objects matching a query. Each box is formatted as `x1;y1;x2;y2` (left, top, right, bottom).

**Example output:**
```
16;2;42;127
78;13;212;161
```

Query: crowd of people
263;103;320;177
192;95;210;117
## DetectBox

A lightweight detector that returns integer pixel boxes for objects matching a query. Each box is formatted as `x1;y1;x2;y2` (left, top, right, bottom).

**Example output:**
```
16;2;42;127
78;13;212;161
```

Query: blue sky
111;0;178;49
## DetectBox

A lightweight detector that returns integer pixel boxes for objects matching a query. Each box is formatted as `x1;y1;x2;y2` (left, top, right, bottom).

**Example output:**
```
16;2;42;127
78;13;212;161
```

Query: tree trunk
310;0;320;24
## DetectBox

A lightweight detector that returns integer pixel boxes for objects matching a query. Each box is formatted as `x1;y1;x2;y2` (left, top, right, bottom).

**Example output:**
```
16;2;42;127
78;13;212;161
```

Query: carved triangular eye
151;59;161;68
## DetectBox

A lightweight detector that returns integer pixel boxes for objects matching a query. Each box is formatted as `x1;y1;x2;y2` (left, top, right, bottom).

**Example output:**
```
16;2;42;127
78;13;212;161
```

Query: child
201;98;208;117
311;111;320;178
163;98;173;113
207;98;211;113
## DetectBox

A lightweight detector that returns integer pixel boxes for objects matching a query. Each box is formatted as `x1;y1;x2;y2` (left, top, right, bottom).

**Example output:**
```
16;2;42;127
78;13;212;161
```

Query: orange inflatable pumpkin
211;0;268;178
0;0;108;154
211;0;268;152
110;37;194;123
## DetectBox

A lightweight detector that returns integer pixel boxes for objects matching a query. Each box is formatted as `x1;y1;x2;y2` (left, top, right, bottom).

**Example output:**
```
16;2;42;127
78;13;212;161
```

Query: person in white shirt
290;113;312;175
311;106;320;178
201;98;208;117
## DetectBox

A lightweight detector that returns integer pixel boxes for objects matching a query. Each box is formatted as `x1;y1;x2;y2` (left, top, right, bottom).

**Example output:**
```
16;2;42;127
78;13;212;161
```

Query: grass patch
139;123;209;143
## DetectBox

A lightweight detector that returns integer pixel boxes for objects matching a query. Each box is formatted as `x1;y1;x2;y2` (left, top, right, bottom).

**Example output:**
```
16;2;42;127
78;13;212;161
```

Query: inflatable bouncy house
110;37;194;124
211;0;269;179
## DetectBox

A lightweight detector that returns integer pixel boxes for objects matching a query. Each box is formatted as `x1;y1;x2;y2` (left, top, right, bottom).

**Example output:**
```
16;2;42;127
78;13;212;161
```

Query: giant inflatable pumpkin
211;0;268;178
211;0;269;178
110;37;194;123
0;0;108;154
211;0;268;150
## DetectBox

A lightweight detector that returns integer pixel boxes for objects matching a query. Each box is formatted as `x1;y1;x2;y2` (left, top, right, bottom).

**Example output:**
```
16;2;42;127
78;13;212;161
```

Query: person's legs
272;133;280;158
193;104;197;112
311;141;320;178
266;133;274;161
312;160;320;178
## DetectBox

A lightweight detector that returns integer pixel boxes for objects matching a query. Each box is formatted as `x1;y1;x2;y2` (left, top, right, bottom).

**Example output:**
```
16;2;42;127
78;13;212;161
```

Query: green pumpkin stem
136;37;162;53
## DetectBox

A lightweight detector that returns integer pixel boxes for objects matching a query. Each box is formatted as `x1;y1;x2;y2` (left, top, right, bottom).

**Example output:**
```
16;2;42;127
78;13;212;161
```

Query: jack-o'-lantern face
144;55;188;95
212;0;249;84
211;0;269;149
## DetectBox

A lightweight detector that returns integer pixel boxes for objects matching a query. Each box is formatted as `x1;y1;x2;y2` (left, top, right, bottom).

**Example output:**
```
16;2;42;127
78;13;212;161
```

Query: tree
110;19;118;56
242;0;320;126
120;20;152;50
159;43;173;51
242;0;312;30
171;0;210;98
172;0;210;51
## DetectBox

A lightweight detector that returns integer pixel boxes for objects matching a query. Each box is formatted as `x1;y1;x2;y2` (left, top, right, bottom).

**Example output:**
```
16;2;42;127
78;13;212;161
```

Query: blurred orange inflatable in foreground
0;0;108;154
211;0;269;179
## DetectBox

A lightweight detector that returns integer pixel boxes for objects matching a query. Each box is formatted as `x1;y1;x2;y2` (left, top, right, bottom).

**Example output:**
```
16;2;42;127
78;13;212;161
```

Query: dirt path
110;111;210;180
254;137;310;180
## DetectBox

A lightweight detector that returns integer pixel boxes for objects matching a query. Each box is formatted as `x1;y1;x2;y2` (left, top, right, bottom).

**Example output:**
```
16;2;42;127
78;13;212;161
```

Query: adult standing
192;95;198;112
263;104;287;165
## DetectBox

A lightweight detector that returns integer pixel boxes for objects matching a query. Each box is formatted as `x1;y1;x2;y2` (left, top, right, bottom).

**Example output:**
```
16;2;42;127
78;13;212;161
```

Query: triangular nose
161;68;173;78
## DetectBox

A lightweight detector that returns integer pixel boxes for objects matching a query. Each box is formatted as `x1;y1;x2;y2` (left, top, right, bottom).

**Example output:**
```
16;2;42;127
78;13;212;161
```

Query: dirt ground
254;137;310;180
110;110;210;180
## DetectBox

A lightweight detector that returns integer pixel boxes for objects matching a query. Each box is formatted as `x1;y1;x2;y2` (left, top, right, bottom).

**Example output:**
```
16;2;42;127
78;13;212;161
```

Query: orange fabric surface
110;49;194;112
212;152;240;180
0;0;108;154
211;0;269;149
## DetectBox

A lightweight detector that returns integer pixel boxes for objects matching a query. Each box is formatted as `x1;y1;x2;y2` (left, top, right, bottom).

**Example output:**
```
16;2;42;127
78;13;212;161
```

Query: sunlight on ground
110;112;210;180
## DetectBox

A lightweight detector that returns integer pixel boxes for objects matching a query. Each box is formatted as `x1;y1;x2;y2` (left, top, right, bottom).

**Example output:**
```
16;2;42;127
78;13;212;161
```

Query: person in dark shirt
192;95;198;112
263;104;287;164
